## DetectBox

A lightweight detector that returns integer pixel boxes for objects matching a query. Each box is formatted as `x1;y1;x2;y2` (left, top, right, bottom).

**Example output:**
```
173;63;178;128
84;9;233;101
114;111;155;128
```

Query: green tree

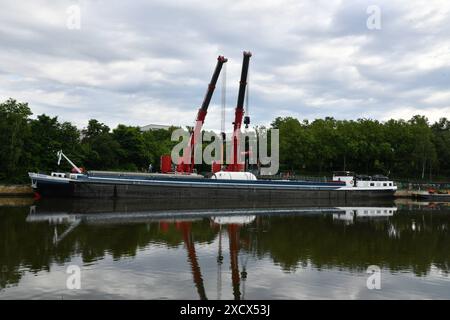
81;119;120;170
142;127;180;171
271;117;312;172
431;118;450;178
308;117;338;173
408;115;437;179
29;115;82;173
0;99;32;181
112;125;146;170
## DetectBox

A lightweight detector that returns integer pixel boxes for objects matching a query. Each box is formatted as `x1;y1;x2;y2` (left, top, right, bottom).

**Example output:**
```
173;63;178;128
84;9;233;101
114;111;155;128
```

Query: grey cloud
0;0;449;130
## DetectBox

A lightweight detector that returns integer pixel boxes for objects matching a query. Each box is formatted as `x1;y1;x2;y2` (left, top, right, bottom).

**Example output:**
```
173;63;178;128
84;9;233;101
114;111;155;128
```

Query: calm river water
0;197;449;299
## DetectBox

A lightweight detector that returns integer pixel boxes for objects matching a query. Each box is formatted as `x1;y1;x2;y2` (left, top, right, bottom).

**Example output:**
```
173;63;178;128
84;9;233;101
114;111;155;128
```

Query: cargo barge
29;170;397;200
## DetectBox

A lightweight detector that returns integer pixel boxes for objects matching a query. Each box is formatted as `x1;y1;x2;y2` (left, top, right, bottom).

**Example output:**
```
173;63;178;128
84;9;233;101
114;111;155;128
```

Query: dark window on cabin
383;183;387;186
370;183;375;187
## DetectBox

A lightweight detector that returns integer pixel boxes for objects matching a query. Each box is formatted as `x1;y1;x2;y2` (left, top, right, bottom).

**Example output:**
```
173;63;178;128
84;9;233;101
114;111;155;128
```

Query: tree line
272;116;450;180
1;98;450;182
0;98;178;182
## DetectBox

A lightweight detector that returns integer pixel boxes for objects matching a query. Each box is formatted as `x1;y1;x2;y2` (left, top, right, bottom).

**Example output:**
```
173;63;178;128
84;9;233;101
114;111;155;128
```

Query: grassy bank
0;184;33;196
0;196;34;206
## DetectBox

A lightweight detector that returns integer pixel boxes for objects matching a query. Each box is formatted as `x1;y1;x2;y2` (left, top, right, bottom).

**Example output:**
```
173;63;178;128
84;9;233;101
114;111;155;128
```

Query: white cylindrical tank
212;216;256;225
211;171;257;180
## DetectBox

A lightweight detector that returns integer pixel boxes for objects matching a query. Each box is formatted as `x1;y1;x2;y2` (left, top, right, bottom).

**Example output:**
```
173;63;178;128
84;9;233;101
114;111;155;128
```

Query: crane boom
177;55;228;173
227;51;252;172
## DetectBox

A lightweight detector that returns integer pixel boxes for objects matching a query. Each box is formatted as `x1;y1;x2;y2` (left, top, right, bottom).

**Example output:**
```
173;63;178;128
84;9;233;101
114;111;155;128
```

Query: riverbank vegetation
1;98;449;182
272;116;450;180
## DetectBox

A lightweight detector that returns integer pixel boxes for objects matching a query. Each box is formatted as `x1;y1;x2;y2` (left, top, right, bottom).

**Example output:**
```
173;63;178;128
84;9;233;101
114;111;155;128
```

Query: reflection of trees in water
0;207;217;289
245;210;450;276
1;208;52;290
1;207;449;290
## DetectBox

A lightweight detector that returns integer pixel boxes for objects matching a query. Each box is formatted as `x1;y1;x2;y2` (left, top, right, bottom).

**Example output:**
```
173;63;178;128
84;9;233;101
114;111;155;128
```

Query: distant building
140;124;172;131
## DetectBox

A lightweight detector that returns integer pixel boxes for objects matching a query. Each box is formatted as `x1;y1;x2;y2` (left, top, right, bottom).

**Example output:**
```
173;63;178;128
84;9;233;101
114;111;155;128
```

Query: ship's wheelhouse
332;171;396;188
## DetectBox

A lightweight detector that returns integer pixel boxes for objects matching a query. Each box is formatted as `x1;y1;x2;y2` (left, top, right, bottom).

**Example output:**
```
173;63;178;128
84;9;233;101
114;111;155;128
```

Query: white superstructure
332;171;397;192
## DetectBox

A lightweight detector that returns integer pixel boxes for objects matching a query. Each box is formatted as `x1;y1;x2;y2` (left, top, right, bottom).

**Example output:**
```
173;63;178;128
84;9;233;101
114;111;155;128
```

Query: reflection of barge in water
26;206;352;224
29;170;397;200
27;197;398;225
333;206;397;224
26;201;399;244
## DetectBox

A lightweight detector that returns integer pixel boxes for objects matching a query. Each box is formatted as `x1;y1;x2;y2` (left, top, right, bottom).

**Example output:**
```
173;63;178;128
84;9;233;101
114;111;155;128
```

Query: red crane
226;51;252;172
177;55;228;173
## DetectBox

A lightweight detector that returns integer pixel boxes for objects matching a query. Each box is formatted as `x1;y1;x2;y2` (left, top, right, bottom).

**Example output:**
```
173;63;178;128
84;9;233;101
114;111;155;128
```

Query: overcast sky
1;0;449;130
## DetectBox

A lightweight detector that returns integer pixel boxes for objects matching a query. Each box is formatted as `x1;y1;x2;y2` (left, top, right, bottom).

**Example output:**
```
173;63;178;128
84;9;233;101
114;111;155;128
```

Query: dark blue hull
30;173;396;200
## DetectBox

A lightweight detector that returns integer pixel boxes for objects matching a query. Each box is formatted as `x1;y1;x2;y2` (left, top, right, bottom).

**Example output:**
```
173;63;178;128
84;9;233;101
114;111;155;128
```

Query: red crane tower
176;55;228;174
226;51;252;172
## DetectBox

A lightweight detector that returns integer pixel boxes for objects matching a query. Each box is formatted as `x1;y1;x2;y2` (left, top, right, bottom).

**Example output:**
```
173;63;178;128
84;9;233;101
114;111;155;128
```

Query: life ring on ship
349;179;354;186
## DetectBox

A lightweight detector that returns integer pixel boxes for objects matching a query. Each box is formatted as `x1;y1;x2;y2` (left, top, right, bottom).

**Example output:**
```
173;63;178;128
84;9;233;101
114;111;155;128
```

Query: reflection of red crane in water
214;219;252;300
159;220;208;300
228;223;244;300
159;219;251;300
177;221;208;300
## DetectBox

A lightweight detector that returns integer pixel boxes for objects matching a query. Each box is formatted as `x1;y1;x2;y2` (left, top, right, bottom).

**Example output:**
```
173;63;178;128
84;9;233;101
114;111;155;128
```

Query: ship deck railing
257;174;330;182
